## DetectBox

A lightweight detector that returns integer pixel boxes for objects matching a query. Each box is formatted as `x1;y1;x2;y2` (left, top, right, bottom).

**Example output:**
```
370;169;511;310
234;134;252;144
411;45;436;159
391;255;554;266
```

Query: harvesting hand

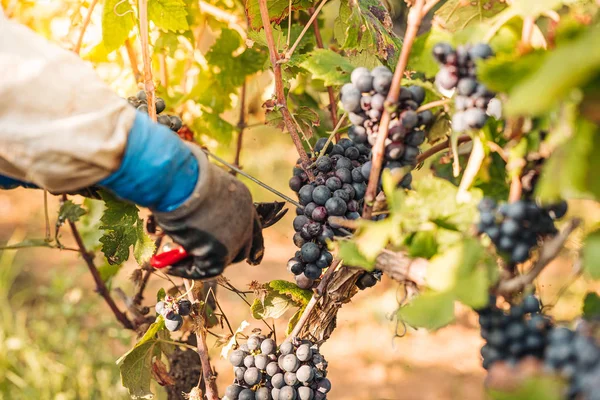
0;12;264;279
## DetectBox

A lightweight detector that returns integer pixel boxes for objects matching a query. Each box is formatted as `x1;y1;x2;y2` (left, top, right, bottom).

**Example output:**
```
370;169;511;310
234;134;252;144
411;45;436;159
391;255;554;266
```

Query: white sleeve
0;11;136;192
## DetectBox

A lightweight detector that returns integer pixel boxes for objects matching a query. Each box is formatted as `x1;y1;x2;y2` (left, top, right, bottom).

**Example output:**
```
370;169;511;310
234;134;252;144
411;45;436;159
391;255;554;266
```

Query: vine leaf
245;0;314;31
294;107;320;138
148;0;189;31
251;280;312;320
192;111;235;144
102;0;135;53
333;0;402;66
287;307;304;335
398;290;456;330
134;219;156;265
583;229;600;279
118;341;158;400
433;0;507;33
57;200;87;225
299;49;355;86
337;240;374;270
582;293;600;320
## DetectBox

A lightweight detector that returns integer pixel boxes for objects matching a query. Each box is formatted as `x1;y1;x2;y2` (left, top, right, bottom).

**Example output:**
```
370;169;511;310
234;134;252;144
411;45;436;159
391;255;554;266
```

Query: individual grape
464;108;487;129
279;386;297;400
296;365;315;383
155;98;166;114
230;350;247;367
255;354;269;370
298;387;314;400
137;104;149;113
351;67;373;92
136;90;147;101
316;378;331;394
261;339;277;355
296;344;313;362
271;388;281;400
272;373;285;389
239;389;255;400
158;114;172;127
255;387;270;400
295;274;314;289
234;367;246;381
312;186;332;206
248;335;262;351
304;263;322;279
267;362;280;376
284;371;298;386
165;313;183;331
177;299;192;316
301;243;321;263
244;355;256;368
372;67;393;94
282;354;300;372
289;176;303;193
155;301;165;315
244;367;263;386
226;384;244;399
170;115;183;131
303;203;318;219
280;341;294;355
340;84;362;113
335;167;353;184
324;197;347;217
298;186;315;206
457;78;477;96
468;43;493;60
315;156;332;173
314;137;333;154
436;68;458;90
356;272;378;290
293;216;310;232
432;42;454;63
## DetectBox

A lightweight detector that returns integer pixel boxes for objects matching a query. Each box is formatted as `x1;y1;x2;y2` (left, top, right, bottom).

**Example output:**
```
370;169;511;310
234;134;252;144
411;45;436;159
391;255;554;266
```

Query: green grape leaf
478;51;546;93
583;292;600;320
98;191;142;265
337;240;374;270
102;0;135;52
117;341;156;399
57;200;87;225
245;0;314;31
187;73;232;113
134;221;156;265
294;107;320;138
407;231;439;259
583;229;600;279
251;291;296;320
148;0;189;32
137;319;167;349
537;118;600;201
287;307;304;335
78;198;105;251
353;219;398;261
398;290;456;330
510;0;568;17
434;0;507;33
192;111;235;144
299;49;355;86
98;260;122;284
333;0;402;66
269;280;313;306
506;24;600;116
157;288;167;302
206;29;267;91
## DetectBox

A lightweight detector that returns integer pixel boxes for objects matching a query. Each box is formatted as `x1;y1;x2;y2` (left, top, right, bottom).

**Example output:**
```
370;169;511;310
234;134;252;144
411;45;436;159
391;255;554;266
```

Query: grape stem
183;279;219;400
362;0;427;219
415;98;452;113
257;0;313;175
124;39;142;83
73;0;99;55
416;134;471;164
63;194;134;330
310;7;340;141
233;80;247;175
496;219;581;295
138;0;157;122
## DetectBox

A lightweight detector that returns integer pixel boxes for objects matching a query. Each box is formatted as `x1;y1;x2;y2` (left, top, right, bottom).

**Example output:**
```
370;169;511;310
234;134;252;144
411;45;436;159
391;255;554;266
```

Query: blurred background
1;1;599;399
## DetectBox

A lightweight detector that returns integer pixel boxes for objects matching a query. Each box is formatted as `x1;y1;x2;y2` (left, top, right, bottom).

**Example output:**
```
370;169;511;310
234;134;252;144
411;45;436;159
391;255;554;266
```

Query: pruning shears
150;201;288;270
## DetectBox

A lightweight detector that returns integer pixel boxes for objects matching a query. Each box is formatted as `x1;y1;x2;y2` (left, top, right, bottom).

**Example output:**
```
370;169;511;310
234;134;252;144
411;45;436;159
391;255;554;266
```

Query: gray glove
154;146;264;279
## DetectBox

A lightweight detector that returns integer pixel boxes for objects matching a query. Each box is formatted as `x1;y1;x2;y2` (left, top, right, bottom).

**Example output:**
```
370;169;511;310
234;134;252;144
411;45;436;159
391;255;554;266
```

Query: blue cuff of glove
99;111;199;212
0;176;38;189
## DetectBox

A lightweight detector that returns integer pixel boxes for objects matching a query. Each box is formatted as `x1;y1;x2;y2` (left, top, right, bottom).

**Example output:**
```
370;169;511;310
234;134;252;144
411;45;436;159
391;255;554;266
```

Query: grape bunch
432;42;496;132
543;325;600;399
225;333;331;400
127;90;183;132
287;137;371;289
477;198;567;263
340;66;434;190
155;295;192;332
478;295;552;370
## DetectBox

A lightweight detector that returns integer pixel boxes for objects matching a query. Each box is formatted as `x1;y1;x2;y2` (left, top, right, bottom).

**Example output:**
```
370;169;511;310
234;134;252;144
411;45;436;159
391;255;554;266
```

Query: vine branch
233;80;248;174
73;0;99;55
257;0;312;172
416;135;471;164
138;0;157;122
124;39;142;83
363;0;427;219
184;279;219;400
66;210;133;330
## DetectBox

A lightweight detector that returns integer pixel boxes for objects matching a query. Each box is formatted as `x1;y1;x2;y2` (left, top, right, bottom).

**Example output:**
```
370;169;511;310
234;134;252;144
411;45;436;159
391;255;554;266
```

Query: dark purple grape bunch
477;198;567;263
478;295;552;370
543;325;600;399
127;90;183;132
432;42;496;132
225;334;331;400
287;137;370;289
155;295;192;332
340;66;433;190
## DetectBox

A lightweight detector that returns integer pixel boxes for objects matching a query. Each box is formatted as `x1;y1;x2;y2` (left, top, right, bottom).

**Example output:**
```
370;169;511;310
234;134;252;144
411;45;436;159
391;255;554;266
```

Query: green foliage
102;0;134;53
333;0;402;66
98;191;154;266
147;0;189;32
489;377;565;400
251;280;312;320
245;0;314;31
434;0;507;32
57;200;86;225
582;292;600;320
299;49;355;86
398;290;456;330
583;229;600;279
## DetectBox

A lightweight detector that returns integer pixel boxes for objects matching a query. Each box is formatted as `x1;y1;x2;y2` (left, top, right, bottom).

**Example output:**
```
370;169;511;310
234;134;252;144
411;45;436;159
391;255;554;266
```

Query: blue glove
0;176;38;189
98;111;199;212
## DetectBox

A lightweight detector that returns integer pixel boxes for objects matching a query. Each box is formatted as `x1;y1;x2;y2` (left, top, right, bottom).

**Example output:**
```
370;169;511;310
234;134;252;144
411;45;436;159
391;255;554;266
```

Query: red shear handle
150;246;190;269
